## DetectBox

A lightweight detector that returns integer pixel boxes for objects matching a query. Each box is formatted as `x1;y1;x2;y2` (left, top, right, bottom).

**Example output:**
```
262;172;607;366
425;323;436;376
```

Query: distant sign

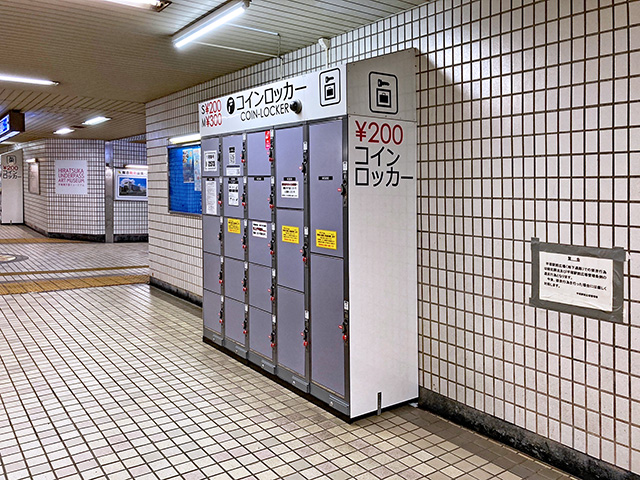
115;168;147;201
55;160;88;195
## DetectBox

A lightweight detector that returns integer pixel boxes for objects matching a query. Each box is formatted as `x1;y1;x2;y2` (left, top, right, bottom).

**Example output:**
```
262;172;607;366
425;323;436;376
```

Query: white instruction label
228;146;236;165
205;179;217;215
204;150;218;172
228;178;239;207
252;221;268;239
539;251;614;312
281;179;299;199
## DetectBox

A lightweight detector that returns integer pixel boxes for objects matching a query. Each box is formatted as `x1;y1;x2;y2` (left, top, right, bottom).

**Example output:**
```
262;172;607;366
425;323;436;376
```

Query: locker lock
242;277;247;292
301;329;308;348
242;235;247;249
241;148;246;164
218;309;224;324
269;331;276;348
338;181;347;196
268;238;275;256
268;195;274;209
218;270;223;285
241;193;246;207
242;318;248;335
218;227;223;241
300;244;308;263
217;192;222;205
339;322;348;343
268;147;274;163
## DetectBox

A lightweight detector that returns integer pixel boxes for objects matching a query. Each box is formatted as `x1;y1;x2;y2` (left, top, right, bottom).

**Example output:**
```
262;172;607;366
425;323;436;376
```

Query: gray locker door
249;307;272;359
276;208;304;292
222;134;244;177
248;263;272;312
275;126;304;209
224;257;246;302
203;215;221;255
203;289;222;335
310;254;345;397
247;176;271;222
247;131;271;176
201;137;220;177
309;120;344;258
223;217;245;260
223;176;245;219
248;220;272;267
276;286;305;377
203;253;221;294
224;296;246;346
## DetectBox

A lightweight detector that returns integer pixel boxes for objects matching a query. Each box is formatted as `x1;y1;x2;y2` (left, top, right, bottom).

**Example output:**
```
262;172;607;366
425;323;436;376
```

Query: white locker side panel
347;119;418;417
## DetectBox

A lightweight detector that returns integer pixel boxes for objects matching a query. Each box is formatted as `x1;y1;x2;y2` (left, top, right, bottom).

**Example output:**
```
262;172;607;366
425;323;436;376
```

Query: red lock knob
243;287;247;292
241;158;246;163
270;250;274;256
242;201;246;206
219;279;223;284
269;157;274;162
269;204;274;209
303;341;308;347
218;200;222;205
219;319;223;324
271;342;275;348
303;256;307;263
343;334;348;341
270;296;275;302
242;244;247;249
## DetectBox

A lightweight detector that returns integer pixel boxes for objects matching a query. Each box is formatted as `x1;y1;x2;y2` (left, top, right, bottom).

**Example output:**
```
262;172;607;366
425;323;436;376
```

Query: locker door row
202;119;350;407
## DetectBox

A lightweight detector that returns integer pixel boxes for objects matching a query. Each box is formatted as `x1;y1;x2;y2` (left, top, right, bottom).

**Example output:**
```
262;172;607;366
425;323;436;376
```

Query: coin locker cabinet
201;50;418;418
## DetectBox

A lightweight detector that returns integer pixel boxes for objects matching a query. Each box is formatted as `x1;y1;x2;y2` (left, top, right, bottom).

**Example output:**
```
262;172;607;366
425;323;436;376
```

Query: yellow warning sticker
282;225;299;244
227;218;241;234
316;229;337;250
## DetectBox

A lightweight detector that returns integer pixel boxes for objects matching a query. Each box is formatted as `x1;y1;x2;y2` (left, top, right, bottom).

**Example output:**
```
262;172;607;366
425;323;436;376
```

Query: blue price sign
0;114;10;136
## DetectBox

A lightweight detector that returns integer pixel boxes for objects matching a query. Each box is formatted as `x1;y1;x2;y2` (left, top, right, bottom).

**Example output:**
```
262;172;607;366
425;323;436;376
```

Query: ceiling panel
0;0;424;144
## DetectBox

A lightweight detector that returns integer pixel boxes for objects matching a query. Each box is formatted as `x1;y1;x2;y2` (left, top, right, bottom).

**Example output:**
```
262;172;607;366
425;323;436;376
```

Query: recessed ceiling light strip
173;0;250;49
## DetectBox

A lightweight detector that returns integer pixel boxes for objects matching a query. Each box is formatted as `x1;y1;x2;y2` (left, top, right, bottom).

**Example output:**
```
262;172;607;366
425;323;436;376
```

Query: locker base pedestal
277;368;310;393
203;329;223;346
247;351;276;374
310;384;349;416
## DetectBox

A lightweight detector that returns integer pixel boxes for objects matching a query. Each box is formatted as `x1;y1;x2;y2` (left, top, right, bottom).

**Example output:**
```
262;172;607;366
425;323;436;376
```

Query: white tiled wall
21;140;48;233
146;0;640;474
112;136;148;236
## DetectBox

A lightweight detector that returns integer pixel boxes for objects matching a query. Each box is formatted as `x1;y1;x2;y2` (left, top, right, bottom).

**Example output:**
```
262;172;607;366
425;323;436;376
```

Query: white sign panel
228;178;239;206
1;151;24;224
204;150;218;172
205;179;218;215
539;251;614;312
280;179;299;199
199;65;346;136
251;221;268;239
55;160;88;195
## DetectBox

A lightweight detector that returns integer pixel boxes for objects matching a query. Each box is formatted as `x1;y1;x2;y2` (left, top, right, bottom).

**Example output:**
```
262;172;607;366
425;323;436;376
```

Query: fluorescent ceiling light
0;130;20;143
100;0;171;11
169;133;201;144
26;158;38;163
124;164;148;169
0;74;58;86
173;0;250;49
54;128;74;135
83;116;111;126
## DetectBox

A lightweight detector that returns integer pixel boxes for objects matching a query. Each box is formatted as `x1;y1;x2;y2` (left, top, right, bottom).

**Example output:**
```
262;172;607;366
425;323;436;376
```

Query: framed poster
115;168;147;201
28;162;39;195
168;144;202;215
55;159;88;195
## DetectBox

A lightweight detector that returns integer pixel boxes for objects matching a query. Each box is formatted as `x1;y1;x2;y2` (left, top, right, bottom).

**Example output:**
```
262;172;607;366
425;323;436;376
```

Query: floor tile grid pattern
0;284;576;480
0;243;148;275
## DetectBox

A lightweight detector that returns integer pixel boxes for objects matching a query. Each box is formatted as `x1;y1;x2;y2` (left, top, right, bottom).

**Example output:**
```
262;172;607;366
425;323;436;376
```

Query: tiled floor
0;227;578;480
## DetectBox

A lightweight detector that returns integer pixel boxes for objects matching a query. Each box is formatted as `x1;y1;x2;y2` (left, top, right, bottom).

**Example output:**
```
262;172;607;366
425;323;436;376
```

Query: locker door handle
219;310;224;324
269;331;276;348
301;330;308;348
242;319;248;335
241;193;246;207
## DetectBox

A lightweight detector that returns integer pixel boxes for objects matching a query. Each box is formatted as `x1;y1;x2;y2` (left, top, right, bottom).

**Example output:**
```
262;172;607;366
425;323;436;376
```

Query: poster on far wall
115;168;147;201
28;162;39;195
55;159;88;195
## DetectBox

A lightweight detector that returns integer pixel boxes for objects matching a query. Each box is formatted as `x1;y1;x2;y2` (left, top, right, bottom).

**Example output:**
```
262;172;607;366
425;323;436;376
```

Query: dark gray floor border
419;388;639;480
149;277;202;306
